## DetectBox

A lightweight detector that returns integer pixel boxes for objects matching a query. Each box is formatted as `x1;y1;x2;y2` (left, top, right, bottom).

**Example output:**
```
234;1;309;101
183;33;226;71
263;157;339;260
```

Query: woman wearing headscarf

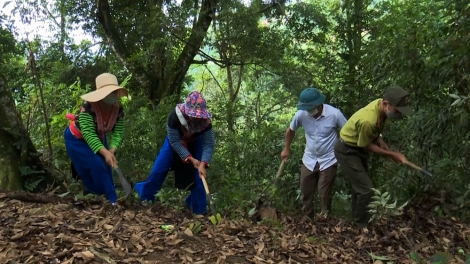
64;73;128;205
134;91;216;215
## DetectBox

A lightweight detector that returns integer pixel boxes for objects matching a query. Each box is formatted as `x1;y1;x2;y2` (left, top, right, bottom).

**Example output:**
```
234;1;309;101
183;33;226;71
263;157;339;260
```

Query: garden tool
273;159;286;185
201;176;216;215
250;159;286;221
260;159;286;196
405;160;433;177
114;166;132;198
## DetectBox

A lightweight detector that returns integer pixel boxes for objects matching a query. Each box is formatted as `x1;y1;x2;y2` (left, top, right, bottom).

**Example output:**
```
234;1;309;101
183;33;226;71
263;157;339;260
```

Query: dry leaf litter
0;192;469;264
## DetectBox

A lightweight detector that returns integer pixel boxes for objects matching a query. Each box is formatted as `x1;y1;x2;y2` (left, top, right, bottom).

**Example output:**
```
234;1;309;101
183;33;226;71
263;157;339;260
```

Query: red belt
66;114;104;140
69;121;84;139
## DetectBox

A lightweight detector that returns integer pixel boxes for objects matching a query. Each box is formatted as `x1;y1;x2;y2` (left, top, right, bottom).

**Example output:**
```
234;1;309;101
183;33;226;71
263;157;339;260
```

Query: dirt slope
0;192;468;264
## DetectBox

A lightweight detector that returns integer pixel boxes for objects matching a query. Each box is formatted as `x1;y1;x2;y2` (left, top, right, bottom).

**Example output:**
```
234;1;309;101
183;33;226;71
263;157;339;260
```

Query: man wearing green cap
334;86;413;228
281;88;348;218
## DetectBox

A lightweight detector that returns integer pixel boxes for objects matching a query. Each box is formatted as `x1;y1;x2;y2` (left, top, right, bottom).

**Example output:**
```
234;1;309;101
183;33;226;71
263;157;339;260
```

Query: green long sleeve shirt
79;112;125;153
74;102;125;153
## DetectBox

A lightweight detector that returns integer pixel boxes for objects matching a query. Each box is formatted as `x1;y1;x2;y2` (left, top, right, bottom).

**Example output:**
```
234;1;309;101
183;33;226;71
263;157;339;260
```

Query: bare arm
358;122;403;162
284;127;295;151
280;127;296;161
282;113;301;160
365;142;407;163
375;135;390;150
364;143;395;157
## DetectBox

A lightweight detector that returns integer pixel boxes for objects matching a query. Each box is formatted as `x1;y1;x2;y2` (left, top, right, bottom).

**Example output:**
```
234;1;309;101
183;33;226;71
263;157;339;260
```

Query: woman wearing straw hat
134;91;216;215
64;73;128;205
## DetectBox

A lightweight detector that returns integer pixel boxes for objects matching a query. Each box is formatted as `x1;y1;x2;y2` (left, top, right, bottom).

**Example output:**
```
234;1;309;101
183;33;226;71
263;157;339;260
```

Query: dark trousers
300;162;337;217
334;138;373;228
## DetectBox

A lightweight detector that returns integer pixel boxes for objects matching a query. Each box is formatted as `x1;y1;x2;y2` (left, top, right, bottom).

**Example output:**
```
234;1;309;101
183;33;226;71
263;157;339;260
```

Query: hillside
0;191;468;264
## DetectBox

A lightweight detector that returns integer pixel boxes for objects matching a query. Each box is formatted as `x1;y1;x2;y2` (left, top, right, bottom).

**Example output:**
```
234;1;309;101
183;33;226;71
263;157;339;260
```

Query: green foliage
0;26;21;67
155;189;188;211
19;166;45;192
209;213;223;226
188;221;202;235
1;0;470;222
368;188;408;224
116;93;178;185
23;177;44;192
368;252;392;263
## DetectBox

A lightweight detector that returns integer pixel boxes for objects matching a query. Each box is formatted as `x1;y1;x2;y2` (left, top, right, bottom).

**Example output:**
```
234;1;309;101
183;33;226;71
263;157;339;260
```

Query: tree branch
232;65;244;102
160;0;219;101
192;59;211;64
96;0;151;88
203;64;226;101
73;42;103;65
260;96;293;121
169;31;258;68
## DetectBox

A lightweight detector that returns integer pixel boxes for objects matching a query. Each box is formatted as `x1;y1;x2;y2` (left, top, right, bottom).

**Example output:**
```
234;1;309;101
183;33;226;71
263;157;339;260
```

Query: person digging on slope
134;91;216;215
334;86;412;228
64;73;129;205
281;88;347;219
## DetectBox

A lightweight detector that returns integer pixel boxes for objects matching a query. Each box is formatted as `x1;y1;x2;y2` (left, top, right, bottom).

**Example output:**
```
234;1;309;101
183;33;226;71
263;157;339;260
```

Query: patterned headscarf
177;91;212;134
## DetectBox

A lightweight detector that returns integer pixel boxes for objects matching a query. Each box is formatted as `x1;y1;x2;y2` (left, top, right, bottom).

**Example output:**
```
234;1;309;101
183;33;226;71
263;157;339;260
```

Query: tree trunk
96;0;218;106
0;129;22;190
342;0;364;100
0;73;52;191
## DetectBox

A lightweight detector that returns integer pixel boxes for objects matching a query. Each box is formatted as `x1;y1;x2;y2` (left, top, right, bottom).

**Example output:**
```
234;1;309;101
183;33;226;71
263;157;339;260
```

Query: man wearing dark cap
334;86;413;228
281;88;348;219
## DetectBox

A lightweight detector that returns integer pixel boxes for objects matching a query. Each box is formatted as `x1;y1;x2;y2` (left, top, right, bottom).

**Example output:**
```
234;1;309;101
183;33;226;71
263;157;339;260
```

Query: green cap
297;88;326;111
383;86;413;115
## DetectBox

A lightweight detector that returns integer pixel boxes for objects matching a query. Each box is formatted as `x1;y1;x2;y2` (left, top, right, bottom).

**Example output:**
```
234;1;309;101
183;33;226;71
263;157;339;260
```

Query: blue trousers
134;136;207;214
64;127;118;203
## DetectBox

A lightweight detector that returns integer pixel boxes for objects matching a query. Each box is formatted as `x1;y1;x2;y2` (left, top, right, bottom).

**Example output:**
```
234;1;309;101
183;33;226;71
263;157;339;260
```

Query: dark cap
297;88;326;111
383;86;413;115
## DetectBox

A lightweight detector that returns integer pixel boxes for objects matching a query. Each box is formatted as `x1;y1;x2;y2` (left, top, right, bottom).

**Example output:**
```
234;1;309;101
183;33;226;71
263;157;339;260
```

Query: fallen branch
0;189;72;204
89;247;117;264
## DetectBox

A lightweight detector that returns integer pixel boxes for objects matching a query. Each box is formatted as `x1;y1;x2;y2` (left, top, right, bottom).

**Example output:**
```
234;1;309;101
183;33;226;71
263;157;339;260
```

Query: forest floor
0;191;469;264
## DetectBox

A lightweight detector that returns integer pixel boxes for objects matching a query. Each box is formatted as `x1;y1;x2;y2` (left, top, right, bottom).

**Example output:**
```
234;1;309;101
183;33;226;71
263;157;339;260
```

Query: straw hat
80;73;129;102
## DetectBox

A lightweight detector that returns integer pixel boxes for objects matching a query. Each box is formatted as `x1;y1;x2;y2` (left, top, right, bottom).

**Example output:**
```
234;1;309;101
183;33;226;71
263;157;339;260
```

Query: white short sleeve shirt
289;104;348;172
